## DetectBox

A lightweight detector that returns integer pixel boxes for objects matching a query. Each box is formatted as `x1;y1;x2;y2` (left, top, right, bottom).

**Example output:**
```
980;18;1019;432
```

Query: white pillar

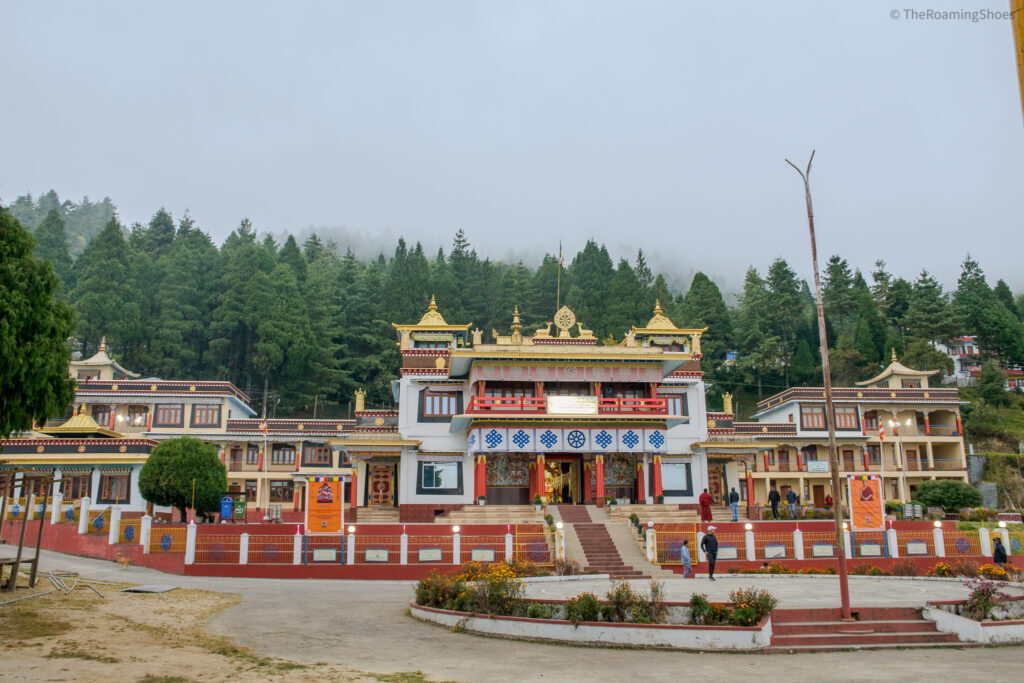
50;493;63;525
400;533;409;565
26;493;36;521
239;533;249;565
108;508;122;545
556;528;565;560
77;496;92;535
745;530;756;561
843;530;852;558
933;527;946;557
979;527;992;557
697;532;707;562
793;529;805;561
886;527;899;558
504;532;513;561
1000;528;1011;556
645;528;656;562
292;533;302;565
141;515;152;554
184;521;197;565
452;533;461;565
347;531;356;565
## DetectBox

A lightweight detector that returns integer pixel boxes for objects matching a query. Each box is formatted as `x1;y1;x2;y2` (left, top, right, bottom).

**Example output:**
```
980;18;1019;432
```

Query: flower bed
925;593;1024;644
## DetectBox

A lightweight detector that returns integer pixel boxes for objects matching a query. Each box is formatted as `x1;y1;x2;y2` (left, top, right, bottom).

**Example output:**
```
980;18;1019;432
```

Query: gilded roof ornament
416;294;449;326
643;299;678;330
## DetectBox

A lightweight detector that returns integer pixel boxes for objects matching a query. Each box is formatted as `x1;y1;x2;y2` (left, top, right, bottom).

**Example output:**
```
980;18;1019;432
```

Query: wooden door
905;449;919;471
842;449;855;472
369;464;394;506
707;466;724;504
778;450;791;472
812;485;825;507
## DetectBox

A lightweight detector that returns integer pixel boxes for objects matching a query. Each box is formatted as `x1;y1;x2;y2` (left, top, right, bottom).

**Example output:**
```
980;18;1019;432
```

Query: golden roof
855;349;939;386
38;405;124;438
393;295;473;334
643;300;678;331
418;295;447;325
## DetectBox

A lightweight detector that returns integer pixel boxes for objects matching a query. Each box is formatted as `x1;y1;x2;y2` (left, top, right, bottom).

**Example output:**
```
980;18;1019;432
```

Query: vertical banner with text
847;475;884;531
305;476;344;534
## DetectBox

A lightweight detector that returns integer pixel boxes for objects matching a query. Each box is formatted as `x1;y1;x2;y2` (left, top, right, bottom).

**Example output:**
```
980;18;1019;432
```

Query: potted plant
534;493;543;511
477;495;486;506
656;494;665;504
606;495;617;510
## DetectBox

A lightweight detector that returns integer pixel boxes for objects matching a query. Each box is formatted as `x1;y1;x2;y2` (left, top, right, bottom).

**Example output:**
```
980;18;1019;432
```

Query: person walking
680;539;693;578
698;488;713;522
701;526;719;581
729;487;740;522
786;487;798;519
993;537;1009;570
768;484;781;520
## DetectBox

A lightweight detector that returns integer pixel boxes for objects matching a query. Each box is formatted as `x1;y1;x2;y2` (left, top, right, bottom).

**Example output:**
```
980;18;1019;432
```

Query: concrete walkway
10;545;1024;683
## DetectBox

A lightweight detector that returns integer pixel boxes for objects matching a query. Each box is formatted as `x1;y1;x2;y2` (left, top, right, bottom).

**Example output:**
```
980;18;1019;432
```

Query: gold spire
416;294;449;326
511;306;522;333
891;347;898;363
654;299;663;315
99;336;108;352
642;300;677;330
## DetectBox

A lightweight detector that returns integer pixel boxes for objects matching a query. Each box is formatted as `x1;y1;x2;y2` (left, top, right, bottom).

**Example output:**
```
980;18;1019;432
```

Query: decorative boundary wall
925;597;1024;644
410;602;772;650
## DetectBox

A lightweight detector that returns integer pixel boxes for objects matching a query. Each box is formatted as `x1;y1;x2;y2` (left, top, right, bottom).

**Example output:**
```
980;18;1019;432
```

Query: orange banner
848;477;884;531
306;479;343;534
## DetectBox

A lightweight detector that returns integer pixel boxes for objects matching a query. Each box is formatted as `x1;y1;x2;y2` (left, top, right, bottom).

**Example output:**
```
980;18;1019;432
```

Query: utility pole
786;151;852;620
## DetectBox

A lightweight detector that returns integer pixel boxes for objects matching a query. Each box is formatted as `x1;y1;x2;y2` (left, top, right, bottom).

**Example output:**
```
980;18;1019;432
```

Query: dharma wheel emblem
554;306;576;332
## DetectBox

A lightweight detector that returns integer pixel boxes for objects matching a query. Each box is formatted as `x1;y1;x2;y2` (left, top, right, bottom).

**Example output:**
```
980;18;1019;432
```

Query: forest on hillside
8;191;1024;421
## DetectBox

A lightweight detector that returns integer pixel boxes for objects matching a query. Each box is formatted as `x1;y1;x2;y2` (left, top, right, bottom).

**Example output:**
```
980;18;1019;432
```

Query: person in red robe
699;488;713;522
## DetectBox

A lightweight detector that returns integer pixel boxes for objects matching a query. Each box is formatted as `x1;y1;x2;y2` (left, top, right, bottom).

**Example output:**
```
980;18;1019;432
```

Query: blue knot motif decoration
539;430;558;449
160;534;172;551
209;543;226;562
512;430;530;448
10;504;20;518
1013;537;1023;554
468;433;476;446
485;429;503;449
93;515;105;531
622;430;640;449
954;537;970;555
648;431;665;449
263;544;280;561
123;525;135;542
65;507;75;521
594;430;613;448
566;430;586;449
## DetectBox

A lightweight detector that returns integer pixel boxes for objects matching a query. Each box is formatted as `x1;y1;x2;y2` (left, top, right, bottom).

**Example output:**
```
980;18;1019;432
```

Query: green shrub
565;592;601;625
526;603;554;620
729;605;759;626
728;587;777;622
915;480;983;510
414;571;466;610
604;580;642;622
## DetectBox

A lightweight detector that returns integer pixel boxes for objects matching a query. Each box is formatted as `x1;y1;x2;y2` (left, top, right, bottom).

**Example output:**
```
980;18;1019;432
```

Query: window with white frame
421;462;458;489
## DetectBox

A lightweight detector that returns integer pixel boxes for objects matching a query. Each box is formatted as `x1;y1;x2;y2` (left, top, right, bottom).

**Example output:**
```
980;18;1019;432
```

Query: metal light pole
786;151;852;620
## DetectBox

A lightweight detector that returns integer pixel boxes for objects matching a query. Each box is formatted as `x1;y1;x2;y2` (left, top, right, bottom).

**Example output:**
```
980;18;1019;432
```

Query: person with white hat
701;526;719;581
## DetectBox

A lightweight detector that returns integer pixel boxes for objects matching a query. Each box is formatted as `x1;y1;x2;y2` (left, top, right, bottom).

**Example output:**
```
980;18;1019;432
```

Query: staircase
438;504;544;525
765;607;967;653
607;504;698;525
558;506;646;579
352;506;400;523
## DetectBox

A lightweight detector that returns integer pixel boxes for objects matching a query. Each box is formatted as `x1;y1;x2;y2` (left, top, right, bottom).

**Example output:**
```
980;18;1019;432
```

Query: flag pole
556;241;562;309
786;151;852;620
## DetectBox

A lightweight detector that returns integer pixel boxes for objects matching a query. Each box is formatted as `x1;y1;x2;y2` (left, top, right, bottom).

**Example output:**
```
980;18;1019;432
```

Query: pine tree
904;270;955;344
765;258;804;385
994;279;1021;320
789;339;817;385
822;255;857;332
953;255;1024;362
0;209;77;436
852;294;886;365
565;240;615;336
680;272;732;374
253;263;316;413
278;234;308;282
70;218;141;359
33;209;74;292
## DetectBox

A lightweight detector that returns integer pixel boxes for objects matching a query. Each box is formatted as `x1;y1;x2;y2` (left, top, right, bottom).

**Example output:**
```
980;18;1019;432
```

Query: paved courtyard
9;546;1024;682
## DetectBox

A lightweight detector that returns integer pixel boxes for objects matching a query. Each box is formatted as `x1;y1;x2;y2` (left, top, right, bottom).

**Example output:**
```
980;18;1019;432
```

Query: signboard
717;546;739;560
847;475;884;531
811;543;835;558
305;477;344;534
858;543;883;557
365;549;389;562
764;545;787;559
805;461;829;473
418;548;443;562
312;548;337;562
906;541;929;556
546;395;599;415
470;549;496;562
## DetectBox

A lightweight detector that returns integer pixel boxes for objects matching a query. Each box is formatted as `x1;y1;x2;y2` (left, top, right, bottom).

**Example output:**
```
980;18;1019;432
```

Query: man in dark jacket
768;484;781;519
729;487;740;522
701;526;719;581
993;537;1009;569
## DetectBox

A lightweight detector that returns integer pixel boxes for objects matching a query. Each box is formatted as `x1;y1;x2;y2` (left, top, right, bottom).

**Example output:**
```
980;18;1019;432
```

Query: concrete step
772;619;939;636
772;607;922;623
769;632;960;647
763;641;979;653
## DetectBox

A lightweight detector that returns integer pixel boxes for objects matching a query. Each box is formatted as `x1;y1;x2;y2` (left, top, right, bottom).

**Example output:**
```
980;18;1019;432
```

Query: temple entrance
707;463;724;504
368;463;396;506
545;458;581;504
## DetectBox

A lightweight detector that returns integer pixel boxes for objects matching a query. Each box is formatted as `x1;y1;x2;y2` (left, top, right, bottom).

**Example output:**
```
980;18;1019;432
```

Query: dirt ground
0;572;434;683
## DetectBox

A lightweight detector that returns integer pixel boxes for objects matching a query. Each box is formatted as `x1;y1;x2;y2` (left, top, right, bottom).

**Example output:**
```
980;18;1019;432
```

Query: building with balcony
713;351;968;509
5;343;356;517
342;298;710;521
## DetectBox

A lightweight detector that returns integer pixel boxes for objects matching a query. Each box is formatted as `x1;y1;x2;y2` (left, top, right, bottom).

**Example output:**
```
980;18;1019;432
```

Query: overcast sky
2;1;1022;297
